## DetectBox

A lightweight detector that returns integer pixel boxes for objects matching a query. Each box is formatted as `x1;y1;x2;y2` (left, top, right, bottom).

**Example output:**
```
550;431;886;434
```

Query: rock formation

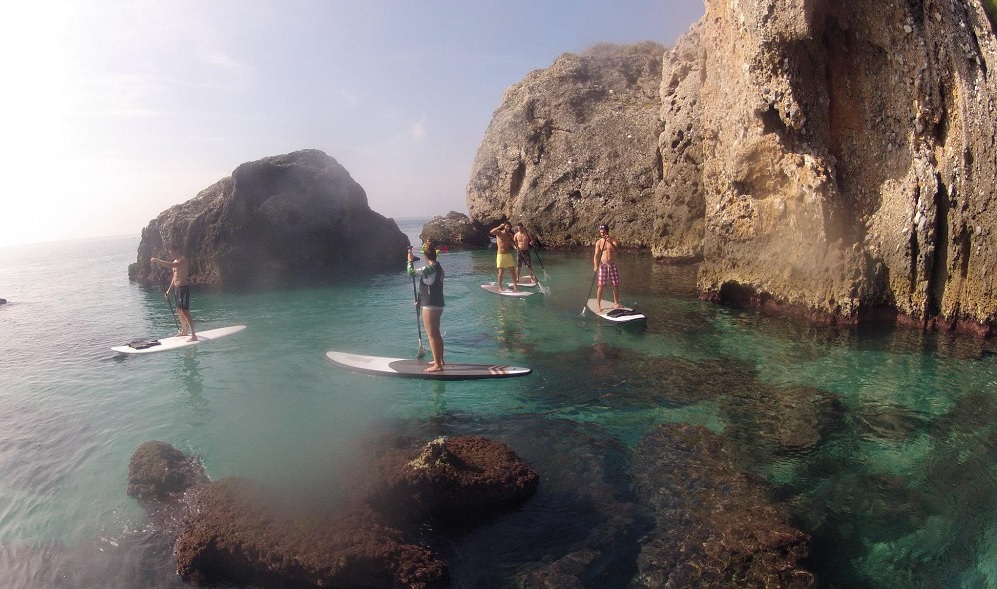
128;149;410;289
419;211;491;248
467;42;667;249
468;0;997;333
693;0;997;332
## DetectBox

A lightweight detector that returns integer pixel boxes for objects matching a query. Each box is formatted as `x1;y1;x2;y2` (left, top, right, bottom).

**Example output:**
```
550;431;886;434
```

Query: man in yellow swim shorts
490;222;519;291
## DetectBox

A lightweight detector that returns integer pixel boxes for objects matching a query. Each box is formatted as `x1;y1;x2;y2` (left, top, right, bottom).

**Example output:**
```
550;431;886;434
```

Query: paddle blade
417;340;426;359
539;284;551;296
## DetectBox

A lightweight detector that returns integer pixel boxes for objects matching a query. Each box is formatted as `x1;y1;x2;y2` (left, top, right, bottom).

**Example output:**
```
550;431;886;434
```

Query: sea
3;217;997;588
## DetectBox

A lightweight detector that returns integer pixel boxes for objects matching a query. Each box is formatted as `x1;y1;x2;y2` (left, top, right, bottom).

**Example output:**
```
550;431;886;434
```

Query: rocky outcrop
128;149;410;289
126;440;208;505
467;42;667;249
469;0;997;332
419;212;491;248
174;478;447;589
127;436;538;589
692;0;997;332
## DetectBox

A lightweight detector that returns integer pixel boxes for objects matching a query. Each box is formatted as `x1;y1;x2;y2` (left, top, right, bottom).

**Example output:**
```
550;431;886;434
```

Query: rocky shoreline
461;0;997;336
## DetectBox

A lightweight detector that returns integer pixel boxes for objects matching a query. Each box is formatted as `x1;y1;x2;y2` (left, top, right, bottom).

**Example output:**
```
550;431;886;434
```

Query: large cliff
466;42;670;249
129;150;409;289
467;0;997;333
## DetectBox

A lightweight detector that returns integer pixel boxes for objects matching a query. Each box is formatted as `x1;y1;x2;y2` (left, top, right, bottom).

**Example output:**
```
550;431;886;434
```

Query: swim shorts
598;263;619;287
174;285;191;310
516;249;533;270
496;252;514;268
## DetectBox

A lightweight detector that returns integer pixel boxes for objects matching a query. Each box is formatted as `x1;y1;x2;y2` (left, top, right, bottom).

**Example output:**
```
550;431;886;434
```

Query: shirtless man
513;223;538;285
490;222;519;291
593;224;621;312
151;246;197;341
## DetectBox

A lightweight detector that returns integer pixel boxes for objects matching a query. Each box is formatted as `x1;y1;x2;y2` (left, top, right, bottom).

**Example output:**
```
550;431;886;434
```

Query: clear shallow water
2;219;997;587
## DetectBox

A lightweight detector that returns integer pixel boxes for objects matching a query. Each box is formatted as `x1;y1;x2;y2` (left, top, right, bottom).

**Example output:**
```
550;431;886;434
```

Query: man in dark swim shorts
151;246;197;341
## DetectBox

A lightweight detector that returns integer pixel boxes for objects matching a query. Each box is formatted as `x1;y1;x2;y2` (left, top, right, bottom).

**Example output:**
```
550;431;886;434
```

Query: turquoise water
2;219;997;587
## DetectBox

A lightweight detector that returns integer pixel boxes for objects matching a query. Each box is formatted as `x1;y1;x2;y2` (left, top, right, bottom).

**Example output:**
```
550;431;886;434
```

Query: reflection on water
175;350;208;429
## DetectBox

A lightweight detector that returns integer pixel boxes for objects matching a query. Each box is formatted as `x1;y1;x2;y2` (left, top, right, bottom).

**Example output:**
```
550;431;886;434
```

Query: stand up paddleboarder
408;240;445;372
151;245;197;342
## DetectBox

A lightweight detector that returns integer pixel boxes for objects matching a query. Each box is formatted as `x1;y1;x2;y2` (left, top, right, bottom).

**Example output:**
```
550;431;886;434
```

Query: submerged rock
629;423;814;588
174;478;447;589
127;435;539;589
128;149;410;289
126;440;208;504
368;435;540;526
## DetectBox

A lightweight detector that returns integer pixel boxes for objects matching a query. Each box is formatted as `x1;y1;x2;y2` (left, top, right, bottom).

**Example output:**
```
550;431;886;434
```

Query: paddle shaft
164;289;180;330
411;274;426;357
582;270;597;315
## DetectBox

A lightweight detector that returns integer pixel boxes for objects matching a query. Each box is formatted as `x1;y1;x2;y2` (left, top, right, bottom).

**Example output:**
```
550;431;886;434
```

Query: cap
598;224;609;231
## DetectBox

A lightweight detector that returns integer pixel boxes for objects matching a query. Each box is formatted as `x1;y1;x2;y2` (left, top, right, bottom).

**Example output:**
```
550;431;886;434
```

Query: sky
0;1;704;247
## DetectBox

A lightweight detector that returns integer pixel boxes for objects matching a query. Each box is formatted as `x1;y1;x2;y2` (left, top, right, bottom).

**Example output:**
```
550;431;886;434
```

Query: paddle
164;290;180;332
581;270;597;316
410;255;427;359
528;245;552;295
531;243;551;281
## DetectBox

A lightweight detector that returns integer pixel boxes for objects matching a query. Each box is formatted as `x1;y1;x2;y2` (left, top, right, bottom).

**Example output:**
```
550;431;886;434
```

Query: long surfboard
325;351;532;380
481;284;535;297
112;325;246;355
586;299;646;324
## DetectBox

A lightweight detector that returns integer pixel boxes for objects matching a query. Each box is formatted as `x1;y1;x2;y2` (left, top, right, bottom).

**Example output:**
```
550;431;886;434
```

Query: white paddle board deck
112;325;247;354
326;351;532;380
586;299;646;324
481;284;535;297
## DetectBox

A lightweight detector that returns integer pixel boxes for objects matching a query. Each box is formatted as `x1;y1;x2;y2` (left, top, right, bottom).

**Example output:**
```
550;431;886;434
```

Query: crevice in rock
758;104;787;136
927;177;950;322
908;224;920;313
510;161;526;199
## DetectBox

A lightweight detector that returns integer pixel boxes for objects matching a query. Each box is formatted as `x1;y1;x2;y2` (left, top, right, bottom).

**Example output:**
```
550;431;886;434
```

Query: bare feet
187;336;198;342
614;303;623;309
424;363;444;372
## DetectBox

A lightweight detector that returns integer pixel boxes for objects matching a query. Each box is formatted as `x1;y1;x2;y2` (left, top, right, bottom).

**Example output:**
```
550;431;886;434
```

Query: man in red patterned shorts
593;224;621;312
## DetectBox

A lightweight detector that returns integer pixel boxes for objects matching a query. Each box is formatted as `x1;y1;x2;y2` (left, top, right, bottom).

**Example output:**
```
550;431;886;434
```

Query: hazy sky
0;1;704;247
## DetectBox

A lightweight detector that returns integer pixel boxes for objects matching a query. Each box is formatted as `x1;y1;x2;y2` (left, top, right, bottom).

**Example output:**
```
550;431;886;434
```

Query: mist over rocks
467;0;997;332
128;149;410;289
126;436;538;589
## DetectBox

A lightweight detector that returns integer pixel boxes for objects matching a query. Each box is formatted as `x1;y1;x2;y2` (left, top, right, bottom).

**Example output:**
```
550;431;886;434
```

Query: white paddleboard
325;351;532;380
586;299;646;324
112;325;247;354
481;284;535;297
509;280;538;288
